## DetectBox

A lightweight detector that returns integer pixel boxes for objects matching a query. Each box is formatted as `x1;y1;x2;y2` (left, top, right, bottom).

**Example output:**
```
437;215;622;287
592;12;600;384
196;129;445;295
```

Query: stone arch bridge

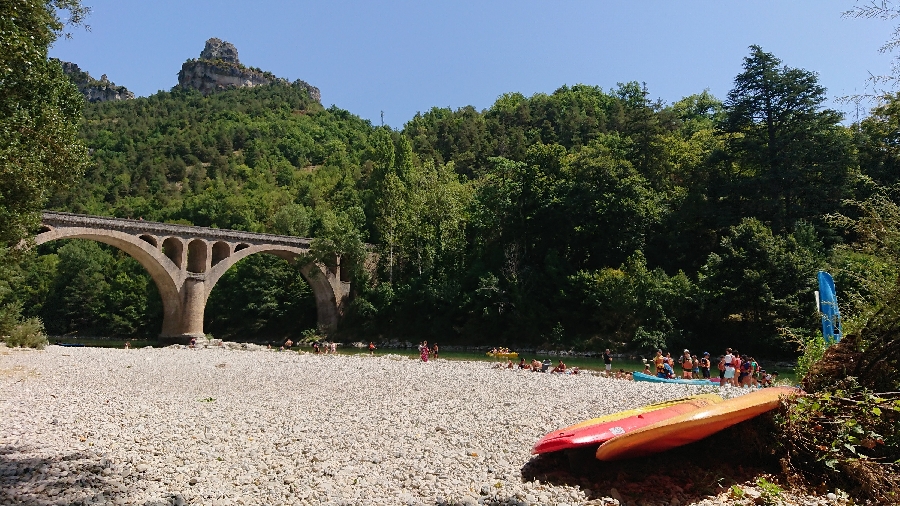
35;212;351;342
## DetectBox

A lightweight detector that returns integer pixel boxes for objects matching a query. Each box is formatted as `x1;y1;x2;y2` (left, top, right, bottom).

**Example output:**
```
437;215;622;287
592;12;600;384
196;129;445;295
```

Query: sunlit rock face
199;37;240;64
177;38;320;102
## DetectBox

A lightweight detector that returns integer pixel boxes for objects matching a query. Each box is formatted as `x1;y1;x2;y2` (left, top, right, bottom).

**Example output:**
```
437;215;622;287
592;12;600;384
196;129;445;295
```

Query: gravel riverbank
0;345;835;506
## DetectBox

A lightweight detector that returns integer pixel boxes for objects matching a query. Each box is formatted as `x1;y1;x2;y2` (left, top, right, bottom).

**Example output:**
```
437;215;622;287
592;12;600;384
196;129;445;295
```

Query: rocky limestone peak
178;38;321;103
55;59;134;103
200;38;239;64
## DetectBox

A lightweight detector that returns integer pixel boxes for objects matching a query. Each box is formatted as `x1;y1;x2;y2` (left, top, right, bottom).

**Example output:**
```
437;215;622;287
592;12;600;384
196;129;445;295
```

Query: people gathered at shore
642;346;777;387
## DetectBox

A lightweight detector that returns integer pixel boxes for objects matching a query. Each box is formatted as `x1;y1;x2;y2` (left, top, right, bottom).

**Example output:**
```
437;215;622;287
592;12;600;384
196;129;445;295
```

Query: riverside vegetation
4;1;900;502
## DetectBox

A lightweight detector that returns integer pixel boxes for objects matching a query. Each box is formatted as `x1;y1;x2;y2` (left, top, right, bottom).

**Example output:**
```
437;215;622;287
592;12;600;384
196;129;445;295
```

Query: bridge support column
159;277;208;342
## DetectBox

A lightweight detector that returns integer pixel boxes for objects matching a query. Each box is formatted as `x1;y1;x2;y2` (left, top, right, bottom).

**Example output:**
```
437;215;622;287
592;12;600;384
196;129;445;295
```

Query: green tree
568;251;695;350
0;0;89;245
857;93;900;187
272;203;310;236
697;218;818;352
718;46;853;233
43;240;111;334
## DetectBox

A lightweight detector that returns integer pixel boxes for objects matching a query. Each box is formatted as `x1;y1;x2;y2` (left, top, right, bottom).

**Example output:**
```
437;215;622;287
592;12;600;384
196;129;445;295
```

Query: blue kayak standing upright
817;270;842;344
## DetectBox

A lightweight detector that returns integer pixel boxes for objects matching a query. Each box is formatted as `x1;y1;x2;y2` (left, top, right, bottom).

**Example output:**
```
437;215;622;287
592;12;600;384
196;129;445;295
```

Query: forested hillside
12;45;900;356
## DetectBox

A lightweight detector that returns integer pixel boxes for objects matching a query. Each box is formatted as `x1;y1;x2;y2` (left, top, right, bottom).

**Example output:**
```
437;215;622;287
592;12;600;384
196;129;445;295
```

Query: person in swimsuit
739;357;752;387
691;354;700;377
432;343;439;359
552;360;567;373
750;357;759;386
368;342;376;355
603;349;613;377
679;349;693;379
420;341;429;362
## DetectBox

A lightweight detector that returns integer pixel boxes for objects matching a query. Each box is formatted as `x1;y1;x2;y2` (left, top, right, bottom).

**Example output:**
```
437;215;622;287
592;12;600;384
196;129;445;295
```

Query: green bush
0;301;23;336
793;329;828;380
5;317;48;349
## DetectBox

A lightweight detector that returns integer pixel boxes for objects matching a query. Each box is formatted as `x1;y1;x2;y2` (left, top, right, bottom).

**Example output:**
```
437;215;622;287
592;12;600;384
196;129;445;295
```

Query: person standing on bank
679;349;693;379
603;349;613;376
699;352;711;379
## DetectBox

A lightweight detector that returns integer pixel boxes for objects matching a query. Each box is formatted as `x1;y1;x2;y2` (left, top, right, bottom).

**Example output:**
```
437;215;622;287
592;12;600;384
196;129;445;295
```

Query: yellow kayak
595;386;801;461
486;352;518;359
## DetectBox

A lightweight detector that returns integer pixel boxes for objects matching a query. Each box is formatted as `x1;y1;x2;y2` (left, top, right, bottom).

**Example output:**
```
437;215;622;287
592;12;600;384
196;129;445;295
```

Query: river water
50;336;796;381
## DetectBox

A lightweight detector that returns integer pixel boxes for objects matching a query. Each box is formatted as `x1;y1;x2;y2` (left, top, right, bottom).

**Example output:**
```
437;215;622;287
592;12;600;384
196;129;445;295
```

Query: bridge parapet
41;211;313;249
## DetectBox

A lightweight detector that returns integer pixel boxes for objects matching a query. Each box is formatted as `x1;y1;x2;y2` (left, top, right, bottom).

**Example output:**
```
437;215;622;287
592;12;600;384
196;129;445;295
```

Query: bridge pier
159;277;208;341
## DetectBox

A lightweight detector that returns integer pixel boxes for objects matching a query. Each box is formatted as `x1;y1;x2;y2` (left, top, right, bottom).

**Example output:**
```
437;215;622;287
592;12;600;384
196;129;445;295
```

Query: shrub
0;301;22;336
791;328;827;380
5;317;48;349
778;285;900;502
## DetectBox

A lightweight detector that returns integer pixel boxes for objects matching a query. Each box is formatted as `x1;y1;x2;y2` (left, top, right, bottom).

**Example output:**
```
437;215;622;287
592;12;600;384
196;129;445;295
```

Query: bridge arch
34;227;186;337
33;214;352;341
205;244;346;331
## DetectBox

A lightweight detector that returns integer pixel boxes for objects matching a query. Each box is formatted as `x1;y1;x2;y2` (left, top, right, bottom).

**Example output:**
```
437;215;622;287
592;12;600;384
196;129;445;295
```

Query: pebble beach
0;344;836;506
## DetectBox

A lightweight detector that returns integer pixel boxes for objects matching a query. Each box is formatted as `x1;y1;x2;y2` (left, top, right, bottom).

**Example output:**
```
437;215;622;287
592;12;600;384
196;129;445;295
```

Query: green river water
50;336;797;382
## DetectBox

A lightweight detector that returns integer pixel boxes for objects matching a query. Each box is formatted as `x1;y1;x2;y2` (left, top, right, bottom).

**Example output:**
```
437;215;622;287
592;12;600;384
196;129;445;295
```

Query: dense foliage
14;44;900;356
0;0;89;246
0;0;88;347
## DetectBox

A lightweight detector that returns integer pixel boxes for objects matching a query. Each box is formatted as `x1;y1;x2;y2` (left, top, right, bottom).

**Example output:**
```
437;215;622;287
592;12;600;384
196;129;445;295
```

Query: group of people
418;341;439;362
498;358;580;375
717;347;778;387
489;347;513;355
651;349;712;380
648;347;778;387
312;341;338;354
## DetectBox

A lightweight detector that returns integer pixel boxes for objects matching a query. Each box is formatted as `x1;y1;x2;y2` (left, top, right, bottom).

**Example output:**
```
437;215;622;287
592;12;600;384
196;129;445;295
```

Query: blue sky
51;1;895;127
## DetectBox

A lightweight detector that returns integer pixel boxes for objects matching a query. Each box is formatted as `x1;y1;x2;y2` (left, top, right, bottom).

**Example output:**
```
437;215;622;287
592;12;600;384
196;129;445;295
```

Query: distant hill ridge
58;37;320;103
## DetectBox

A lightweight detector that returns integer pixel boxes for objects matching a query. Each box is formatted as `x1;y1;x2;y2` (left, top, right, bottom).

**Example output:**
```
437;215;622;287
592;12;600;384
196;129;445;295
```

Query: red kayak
532;393;723;455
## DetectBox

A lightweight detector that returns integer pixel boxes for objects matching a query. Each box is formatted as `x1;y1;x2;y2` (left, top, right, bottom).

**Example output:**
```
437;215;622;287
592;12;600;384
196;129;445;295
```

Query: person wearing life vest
699;352;711;379
662;360;676;379
654;350;666;378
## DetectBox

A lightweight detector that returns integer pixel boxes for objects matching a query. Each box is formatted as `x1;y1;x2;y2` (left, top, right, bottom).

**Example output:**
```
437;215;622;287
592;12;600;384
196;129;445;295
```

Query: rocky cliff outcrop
178;38;320;102
56;60;134;103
